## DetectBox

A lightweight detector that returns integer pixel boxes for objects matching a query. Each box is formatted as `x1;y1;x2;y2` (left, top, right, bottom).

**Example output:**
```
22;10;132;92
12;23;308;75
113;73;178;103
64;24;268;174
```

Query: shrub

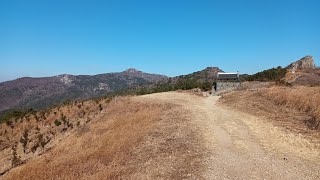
61;113;67;124
200;81;212;91
11;145;22;167
20;129;29;152
37;134;46;148
0;108;35;124
6;120;14;128
54;119;62;126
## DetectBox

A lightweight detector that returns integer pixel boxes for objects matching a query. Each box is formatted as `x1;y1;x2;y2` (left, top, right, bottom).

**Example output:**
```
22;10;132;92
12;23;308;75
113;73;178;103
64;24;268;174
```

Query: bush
61;113;67;124
11;145;22;167
54;119;62;126
20;129;29;152
200;81;212;91
5;120;14;128
0;108;35;124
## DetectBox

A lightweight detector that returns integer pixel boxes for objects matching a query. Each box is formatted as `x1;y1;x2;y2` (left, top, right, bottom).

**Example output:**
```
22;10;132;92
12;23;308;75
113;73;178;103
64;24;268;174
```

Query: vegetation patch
54;119;62;126
241;66;287;82
20;129;29;153
0;108;35;124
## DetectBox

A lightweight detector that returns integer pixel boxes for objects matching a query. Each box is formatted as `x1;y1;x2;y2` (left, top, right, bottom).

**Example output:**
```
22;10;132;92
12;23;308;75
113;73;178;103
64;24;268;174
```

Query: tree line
240;66;287;82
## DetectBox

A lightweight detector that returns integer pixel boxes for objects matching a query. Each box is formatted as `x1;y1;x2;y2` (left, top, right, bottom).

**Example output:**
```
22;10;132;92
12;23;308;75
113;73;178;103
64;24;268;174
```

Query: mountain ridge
0;66;224;115
0;69;168;113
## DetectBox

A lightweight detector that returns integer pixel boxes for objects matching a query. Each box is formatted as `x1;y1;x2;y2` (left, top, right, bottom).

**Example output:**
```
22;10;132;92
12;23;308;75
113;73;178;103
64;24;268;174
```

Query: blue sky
1;0;319;82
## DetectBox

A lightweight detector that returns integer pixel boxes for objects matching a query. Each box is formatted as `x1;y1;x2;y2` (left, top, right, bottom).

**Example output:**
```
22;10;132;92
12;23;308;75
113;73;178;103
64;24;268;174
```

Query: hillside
0;67;223;118
132;67;223;94
171;67;223;83
241;56;320;86
240;66;287;82
1;92;319;179
285;56;320;86
0;69;167;114
0;93;211;178
220;86;320;135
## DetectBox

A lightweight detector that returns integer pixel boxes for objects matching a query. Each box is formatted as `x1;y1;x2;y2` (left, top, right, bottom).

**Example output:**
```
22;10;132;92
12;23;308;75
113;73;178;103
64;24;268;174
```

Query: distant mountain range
0;68;167;113
0;67;223;114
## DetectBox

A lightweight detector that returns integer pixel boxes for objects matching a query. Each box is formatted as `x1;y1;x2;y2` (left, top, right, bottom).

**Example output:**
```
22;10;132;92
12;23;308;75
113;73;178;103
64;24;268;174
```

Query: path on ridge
139;92;320;179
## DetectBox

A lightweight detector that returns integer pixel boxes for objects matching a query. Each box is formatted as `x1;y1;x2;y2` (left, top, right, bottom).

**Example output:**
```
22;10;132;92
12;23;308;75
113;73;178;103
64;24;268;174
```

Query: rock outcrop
284;56;320;85
286;56;315;72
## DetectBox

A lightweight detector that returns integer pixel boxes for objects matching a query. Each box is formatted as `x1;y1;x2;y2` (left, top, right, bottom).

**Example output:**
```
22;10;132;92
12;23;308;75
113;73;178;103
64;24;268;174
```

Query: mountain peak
204;67;224;72
286;56;315;71
123;68;142;73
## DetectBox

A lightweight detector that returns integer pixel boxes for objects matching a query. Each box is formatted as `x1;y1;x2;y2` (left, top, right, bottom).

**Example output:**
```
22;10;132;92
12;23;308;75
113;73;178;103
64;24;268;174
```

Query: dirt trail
139;92;320;179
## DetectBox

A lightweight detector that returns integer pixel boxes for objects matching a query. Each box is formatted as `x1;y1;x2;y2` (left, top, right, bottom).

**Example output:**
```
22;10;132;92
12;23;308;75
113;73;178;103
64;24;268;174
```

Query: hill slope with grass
1;92;320;179
241;56;320;86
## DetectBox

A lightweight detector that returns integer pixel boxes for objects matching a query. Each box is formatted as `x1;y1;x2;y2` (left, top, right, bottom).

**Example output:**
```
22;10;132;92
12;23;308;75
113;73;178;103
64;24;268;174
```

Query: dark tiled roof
217;73;239;80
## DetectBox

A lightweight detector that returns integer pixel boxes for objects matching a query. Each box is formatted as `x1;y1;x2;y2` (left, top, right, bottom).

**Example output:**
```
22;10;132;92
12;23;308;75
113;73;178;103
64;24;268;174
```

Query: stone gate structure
213;72;240;93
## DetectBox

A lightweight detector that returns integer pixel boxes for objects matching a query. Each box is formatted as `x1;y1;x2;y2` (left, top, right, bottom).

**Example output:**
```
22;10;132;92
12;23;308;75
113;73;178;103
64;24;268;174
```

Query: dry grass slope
0;97;112;175
219;86;320;143
2;96;207;179
2;91;320;179
261;86;320;128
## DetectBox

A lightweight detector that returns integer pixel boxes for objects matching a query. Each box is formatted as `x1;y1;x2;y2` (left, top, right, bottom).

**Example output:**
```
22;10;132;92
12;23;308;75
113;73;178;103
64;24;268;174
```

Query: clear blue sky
1;0;319;82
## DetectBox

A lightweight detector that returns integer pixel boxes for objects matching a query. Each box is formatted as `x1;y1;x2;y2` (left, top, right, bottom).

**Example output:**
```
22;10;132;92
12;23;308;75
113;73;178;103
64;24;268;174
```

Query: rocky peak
204;67;224;73
57;74;74;85
123;68;142;74
286;56;315;72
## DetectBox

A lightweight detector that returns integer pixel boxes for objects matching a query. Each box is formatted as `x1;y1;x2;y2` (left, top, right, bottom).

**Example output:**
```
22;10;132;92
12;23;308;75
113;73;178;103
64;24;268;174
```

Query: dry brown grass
2;96;206;179
260;86;320;129
285;69;320;86
219;86;320;143
239;81;274;90
0;96;112;175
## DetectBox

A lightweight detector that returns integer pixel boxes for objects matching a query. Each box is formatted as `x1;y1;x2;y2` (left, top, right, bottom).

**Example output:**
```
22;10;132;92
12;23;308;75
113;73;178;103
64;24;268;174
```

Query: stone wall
213;82;241;93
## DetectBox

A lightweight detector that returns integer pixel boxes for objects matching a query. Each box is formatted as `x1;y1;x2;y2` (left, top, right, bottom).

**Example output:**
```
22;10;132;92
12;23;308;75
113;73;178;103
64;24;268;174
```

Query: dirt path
139;92;320;179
